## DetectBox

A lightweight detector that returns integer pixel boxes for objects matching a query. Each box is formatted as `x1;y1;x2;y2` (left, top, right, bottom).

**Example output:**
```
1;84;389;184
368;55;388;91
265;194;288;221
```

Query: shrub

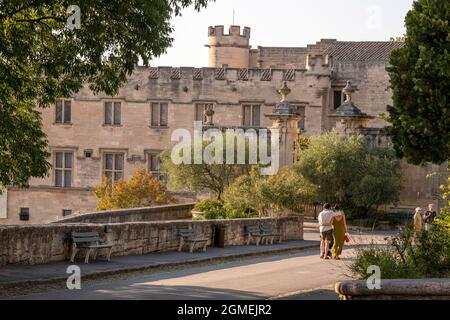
351;246;421;279
351;224;450;279
94;167;171;210
223;167;316;216
224;208;258;219
193;199;258;220
193;199;226;220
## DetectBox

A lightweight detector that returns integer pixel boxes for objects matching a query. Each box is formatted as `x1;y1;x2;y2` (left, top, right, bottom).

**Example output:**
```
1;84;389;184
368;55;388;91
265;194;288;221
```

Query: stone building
0;25;446;224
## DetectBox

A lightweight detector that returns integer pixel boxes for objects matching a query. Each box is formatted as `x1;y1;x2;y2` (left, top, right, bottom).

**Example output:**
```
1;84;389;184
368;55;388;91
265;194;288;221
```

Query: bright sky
150;0;414;67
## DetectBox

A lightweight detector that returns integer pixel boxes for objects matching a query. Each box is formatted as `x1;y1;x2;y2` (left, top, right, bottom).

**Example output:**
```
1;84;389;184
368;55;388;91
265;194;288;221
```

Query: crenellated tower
206;25;251;68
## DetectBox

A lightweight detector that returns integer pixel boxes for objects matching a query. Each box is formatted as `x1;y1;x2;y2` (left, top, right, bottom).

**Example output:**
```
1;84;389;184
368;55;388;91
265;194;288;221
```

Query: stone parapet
0;216;303;266
53;203;195;224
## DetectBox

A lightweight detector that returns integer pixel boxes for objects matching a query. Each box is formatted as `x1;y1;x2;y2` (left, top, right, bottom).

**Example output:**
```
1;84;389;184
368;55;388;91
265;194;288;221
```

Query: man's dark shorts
320;229;333;241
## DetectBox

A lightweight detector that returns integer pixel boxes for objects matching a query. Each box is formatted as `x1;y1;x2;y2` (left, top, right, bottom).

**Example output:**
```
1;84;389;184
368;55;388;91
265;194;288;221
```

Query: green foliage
386;0;450;165
223;167;315;216
295;132;365;205
351;246;421;279
294;131;402;210
193;199;226;220
94;167;171;210
434;175;450;230
0;104;51;189
351;147;402;209
193;199;257;220
0;0;211;188
258;167;317;214
222;168;265;214
159;137;255;200
351;225;450;279
224;208;258;219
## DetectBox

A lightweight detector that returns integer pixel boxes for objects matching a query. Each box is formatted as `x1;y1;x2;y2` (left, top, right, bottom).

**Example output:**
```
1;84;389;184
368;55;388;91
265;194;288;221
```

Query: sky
150;0;414;67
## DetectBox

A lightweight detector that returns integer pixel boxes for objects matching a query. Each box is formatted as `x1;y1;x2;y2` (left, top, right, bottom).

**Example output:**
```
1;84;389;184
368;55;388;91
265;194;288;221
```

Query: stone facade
0;216;303;266
0;25;446;224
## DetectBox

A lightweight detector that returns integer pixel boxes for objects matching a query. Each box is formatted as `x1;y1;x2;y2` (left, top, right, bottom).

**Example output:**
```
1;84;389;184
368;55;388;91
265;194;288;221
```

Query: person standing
413;207;424;237
318;203;335;260
423;203;437;231
332;205;347;260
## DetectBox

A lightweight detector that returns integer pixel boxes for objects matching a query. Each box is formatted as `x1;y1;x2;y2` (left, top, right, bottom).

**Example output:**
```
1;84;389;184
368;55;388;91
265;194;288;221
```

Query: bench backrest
71;231;101;243
245;225;261;234
260;224;276;233
178;229;197;238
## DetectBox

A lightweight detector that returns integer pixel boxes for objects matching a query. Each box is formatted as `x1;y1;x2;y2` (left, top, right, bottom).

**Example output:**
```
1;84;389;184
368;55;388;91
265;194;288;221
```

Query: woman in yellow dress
332;205;347;260
413;207;424;239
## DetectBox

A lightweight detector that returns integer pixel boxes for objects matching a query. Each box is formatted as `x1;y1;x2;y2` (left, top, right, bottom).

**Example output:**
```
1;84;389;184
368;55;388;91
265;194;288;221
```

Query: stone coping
335;279;450;298
52;203;195;223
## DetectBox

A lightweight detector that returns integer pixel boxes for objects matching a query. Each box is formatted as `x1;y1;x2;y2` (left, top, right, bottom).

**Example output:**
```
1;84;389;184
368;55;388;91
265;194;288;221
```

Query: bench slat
73;237;100;243
72;232;99;238
245;225;261;234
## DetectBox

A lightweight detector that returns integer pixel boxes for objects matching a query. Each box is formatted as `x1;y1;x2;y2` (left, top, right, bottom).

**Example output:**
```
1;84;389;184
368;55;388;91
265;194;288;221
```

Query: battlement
133;66;330;85
208;25;251;39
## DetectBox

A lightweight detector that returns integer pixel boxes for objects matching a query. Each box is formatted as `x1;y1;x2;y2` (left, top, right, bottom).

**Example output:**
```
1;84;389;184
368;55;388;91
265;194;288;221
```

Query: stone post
265;82;301;168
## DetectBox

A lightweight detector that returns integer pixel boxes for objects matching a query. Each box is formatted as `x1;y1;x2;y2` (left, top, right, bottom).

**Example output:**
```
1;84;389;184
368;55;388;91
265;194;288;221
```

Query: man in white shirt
318;203;336;259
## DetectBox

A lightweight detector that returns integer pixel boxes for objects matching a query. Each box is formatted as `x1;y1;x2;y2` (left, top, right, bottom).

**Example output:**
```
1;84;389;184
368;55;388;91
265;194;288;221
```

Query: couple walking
413;203;437;236
318;203;348;260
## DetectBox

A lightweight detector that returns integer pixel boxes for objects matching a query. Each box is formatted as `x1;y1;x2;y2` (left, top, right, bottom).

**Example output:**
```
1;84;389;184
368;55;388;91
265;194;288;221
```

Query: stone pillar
265;82;301;169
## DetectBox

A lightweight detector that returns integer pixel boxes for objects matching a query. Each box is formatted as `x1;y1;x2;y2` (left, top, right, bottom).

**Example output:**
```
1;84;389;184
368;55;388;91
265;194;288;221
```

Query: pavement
0;239;319;295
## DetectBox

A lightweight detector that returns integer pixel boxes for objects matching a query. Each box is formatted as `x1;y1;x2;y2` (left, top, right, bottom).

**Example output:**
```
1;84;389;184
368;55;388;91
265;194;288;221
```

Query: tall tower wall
207;25;251;68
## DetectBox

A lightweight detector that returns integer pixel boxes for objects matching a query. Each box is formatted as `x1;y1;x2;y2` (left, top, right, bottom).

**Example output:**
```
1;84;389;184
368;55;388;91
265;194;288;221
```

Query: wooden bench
178;229;209;253
69;232;113;263
245;225;267;246
260;223;282;244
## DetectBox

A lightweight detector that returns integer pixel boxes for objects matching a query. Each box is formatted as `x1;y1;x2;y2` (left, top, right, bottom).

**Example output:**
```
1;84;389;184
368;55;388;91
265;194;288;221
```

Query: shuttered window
151;103;168;126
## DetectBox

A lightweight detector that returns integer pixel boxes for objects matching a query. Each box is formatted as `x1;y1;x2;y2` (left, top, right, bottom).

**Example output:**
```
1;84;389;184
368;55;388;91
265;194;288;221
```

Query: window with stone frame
104;101;121;125
55;99;71;124
103;153;124;182
151;102;168;127
147;153;161;179
242;104;261;127
195;103;213;124
333;89;344;110
55;151;73;187
292;105;306;130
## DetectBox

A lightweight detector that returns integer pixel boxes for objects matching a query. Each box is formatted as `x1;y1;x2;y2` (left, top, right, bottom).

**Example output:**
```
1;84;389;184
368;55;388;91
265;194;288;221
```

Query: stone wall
0;216;303;266
54;203;194;224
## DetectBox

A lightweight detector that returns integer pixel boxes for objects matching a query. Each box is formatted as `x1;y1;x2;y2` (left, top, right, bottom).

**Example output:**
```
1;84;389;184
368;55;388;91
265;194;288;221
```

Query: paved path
0;240;318;286
3;229;395;300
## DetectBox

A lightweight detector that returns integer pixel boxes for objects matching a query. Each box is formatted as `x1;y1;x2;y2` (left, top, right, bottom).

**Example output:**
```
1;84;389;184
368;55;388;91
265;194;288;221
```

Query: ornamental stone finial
342;80;355;102
278;82;291;102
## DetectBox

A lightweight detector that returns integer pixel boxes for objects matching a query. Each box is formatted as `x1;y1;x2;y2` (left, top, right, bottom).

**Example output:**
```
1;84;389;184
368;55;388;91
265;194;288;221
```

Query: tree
294;131;402;211
159;135;257;200
94;167;171;210
294;131;366;205
0;0;211;189
223;167;316;216
386;0;450;165
351;147;402;211
222;168;266;215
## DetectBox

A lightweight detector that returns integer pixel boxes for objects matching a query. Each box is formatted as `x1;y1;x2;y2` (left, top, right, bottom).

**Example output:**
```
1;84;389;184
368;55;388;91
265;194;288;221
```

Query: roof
319;41;404;63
